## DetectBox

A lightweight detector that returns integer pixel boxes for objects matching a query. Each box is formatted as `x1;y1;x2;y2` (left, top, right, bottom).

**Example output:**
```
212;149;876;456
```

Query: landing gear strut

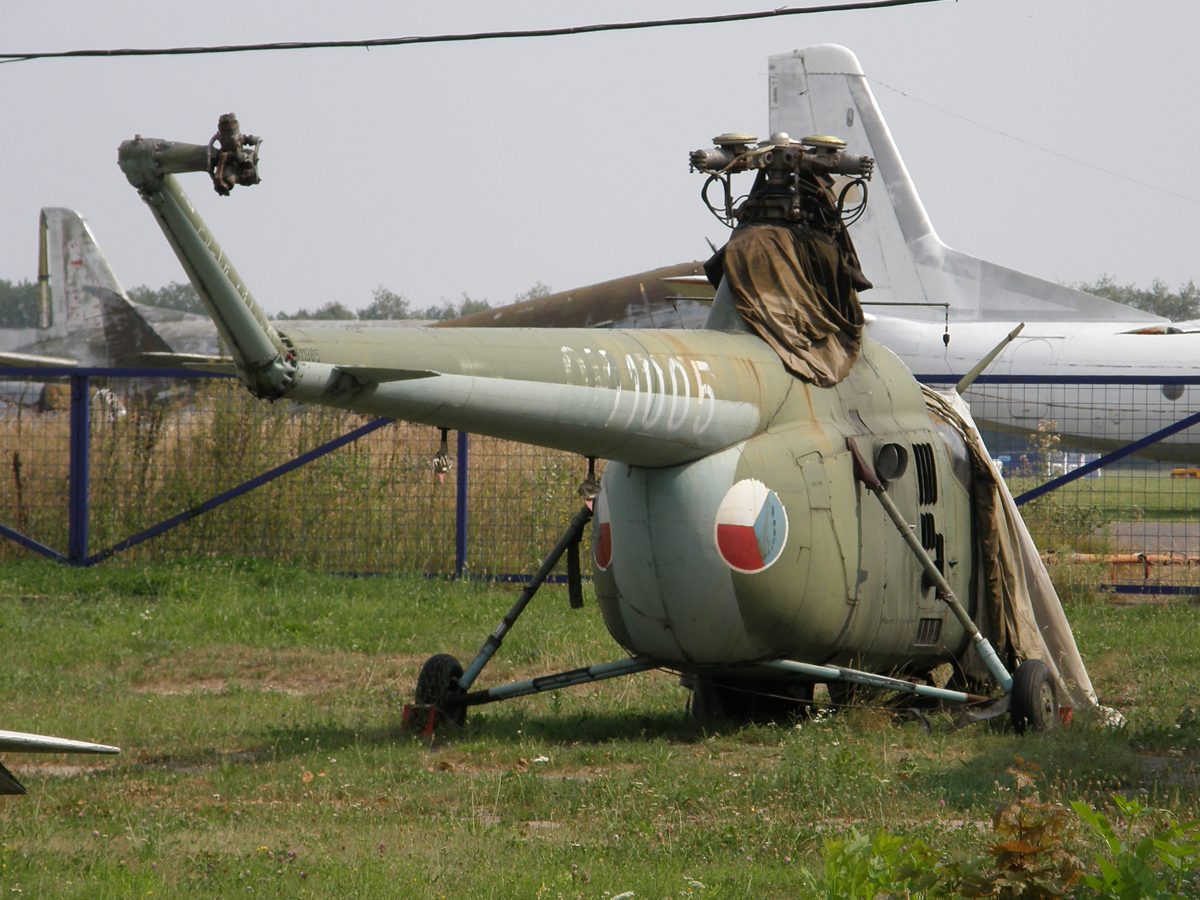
403;503;655;735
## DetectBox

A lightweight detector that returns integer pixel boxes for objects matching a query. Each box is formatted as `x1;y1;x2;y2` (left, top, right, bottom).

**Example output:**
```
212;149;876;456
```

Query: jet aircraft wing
0;350;78;367
116;350;235;372
660;275;717;302
0;729;120;796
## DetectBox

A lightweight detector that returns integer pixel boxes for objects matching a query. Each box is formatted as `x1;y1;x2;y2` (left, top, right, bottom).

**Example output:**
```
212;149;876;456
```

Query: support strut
451;657;654;708
457;503;594;692
761;659;989;705
847;438;1014;693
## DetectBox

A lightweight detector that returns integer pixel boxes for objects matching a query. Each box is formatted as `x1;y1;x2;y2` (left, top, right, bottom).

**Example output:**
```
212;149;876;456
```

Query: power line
869;77;1200;207
0;0;948;64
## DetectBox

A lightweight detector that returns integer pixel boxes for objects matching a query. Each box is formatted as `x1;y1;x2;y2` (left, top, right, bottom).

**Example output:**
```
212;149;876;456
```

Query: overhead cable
0;0;948;64
870;77;1200;206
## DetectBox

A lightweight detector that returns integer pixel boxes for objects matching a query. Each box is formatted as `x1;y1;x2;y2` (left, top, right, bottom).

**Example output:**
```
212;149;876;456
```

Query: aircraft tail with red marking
768;46;1162;325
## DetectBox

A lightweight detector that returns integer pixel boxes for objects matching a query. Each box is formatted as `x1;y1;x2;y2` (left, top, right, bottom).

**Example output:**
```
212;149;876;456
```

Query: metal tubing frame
847;437;1014;692
0;366;395;566
760;659;986;704
458;503;594;691
17;367;1196;579
914;372;1200;505
453;657;655;708
916;375;1200;385
0;524;66;563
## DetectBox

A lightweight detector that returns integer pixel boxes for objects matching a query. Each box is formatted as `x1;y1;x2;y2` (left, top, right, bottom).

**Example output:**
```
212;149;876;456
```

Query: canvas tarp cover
722;224;865;387
923;386;1099;711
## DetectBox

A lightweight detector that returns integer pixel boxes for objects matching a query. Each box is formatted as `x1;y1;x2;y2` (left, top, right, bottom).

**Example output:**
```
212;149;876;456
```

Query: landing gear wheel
690;678;813;725
690;678;726;725
415;654;466;728
826;680;862;710
1010;659;1058;735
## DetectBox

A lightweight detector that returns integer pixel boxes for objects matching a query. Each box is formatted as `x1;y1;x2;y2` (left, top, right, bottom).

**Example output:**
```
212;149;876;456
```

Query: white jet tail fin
39;208;130;338
769;46;1162;324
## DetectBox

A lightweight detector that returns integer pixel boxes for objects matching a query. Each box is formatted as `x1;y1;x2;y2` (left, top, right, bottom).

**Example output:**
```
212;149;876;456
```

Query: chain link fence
3;372;1198;597
1;374;593;577
957;378;1200;599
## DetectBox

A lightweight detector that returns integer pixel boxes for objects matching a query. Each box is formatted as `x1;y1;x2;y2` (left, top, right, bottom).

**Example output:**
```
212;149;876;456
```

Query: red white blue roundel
714;479;788;574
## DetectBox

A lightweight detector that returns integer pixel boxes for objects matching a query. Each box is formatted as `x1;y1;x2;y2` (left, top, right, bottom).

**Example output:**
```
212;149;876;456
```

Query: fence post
455;431;469;577
67;374;90;565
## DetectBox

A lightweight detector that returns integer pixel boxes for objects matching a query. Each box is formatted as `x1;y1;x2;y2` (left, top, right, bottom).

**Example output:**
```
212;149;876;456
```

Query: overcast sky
2;1;1197;316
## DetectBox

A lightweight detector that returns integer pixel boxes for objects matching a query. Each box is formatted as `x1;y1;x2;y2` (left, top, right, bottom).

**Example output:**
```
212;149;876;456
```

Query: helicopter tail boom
119;134;294;399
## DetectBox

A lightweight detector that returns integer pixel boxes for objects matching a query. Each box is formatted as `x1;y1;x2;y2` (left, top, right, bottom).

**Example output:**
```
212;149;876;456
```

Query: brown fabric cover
922;386;1100;711
722;224;865;387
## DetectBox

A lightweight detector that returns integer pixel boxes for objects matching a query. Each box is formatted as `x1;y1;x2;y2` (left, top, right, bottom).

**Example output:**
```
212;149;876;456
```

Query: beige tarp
923;386;1100;711
722;224;866;387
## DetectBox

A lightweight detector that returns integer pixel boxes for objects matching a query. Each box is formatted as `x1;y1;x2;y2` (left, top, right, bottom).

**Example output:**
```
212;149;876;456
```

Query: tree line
3;275;1197;328
125;282;554;321
0;279;553;327
1072;277;1200;322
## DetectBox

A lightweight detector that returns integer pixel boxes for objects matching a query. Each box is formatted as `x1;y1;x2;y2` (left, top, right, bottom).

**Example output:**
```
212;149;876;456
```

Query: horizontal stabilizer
661;275;716;302
0;350;78;367
118;351;235;372
336;366;439;384
88;286;174;362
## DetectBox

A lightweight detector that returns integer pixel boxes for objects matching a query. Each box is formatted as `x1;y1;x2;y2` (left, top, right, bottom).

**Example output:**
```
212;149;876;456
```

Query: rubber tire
826;680;863;710
1010;659;1058;735
690;678;726;725
415;653;467;728
691;678;813;725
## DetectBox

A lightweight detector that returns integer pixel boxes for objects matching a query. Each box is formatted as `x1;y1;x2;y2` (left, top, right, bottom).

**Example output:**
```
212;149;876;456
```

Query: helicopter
114;114;1100;734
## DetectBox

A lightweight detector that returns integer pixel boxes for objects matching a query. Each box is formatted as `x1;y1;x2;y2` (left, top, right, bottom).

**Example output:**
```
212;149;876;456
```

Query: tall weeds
1;379;589;574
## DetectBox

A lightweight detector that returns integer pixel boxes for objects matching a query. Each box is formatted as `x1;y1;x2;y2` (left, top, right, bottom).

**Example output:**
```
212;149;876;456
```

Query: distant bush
1076;275;1200;322
128;281;207;315
0;278;38;328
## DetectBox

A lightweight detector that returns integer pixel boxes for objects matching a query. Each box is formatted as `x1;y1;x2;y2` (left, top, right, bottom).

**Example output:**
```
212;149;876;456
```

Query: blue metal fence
3;369;1199;595
917;374;1200;597
0;367;588;578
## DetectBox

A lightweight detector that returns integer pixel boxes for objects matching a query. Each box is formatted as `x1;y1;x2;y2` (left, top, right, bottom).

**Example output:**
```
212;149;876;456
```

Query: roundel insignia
714;479;788;574
594;489;612;571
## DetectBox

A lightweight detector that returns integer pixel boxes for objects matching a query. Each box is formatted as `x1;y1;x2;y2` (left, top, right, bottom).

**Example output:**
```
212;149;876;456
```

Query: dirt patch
127;646;427;697
9;761;116;780
1138;752;1200;787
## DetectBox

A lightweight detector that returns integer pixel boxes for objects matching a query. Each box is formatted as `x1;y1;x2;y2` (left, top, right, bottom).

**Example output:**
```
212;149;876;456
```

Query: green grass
1;560;1198;898
1008;472;1200;523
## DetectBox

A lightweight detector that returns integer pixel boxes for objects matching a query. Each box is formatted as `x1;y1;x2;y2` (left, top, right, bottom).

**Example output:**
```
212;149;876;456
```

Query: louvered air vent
919;512;936;550
919;513;946;575
914;617;943;646
913;442;937;505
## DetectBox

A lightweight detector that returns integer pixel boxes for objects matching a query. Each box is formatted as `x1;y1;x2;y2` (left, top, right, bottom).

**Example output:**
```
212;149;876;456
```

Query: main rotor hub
689;131;873;228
